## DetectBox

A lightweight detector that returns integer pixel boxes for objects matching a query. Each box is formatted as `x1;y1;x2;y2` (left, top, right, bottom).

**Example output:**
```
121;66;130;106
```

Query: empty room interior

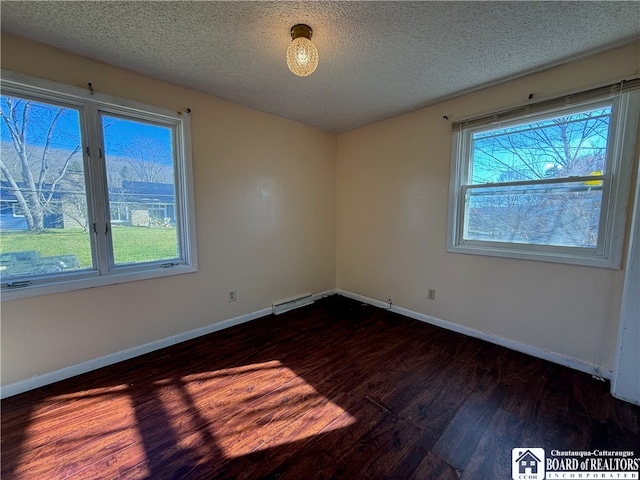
1;2;639;479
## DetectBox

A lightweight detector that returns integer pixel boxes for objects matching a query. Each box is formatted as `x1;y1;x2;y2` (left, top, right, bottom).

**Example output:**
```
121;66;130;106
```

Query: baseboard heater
272;293;314;315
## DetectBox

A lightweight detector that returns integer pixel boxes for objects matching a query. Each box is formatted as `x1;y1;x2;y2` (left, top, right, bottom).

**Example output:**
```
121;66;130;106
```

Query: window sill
447;242;620;269
1;264;198;301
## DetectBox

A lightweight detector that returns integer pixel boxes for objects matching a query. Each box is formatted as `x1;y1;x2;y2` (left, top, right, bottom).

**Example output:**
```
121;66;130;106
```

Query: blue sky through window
1;95;173;167
470;106;611;184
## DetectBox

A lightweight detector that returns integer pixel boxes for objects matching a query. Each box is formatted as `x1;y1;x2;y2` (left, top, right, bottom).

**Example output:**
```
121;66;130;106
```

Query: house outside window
108;182;175;227
448;82;639;268
0;70;197;300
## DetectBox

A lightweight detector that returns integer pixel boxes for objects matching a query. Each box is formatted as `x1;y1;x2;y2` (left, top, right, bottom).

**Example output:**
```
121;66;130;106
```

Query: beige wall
337;42;640;372
1;34;337;385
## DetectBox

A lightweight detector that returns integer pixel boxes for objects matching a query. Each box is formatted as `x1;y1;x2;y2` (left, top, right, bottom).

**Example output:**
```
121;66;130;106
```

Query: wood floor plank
520;399;592;450
408;452;461;480
431;374;507;471
2;294;638;480
459;407;526;480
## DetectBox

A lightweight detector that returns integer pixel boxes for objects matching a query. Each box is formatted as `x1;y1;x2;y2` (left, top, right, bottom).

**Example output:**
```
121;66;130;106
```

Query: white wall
336;42;640;373
1;34;337;386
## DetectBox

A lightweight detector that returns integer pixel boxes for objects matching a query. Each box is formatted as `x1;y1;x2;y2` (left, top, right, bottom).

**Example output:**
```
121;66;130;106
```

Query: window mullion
83;104;111;274
74;104;100;275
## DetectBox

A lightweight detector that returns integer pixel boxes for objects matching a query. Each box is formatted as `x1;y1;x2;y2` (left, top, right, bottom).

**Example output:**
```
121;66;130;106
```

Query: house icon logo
512;448;545;480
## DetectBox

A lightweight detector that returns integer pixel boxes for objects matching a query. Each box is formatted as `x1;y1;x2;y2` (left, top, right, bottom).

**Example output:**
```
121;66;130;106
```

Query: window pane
471;106;611;184
464;182;602;247
101;114;179;265
0;95;92;281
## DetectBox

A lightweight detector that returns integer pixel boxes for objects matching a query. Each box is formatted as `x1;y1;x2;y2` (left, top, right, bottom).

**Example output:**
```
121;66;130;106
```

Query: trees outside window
0;96;83;232
448;90;639;268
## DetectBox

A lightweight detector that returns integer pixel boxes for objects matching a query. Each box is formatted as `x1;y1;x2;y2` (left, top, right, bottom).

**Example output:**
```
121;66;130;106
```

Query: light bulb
286;25;318;77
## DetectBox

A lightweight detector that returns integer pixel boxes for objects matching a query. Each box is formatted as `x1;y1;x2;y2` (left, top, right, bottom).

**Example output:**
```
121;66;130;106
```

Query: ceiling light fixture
286;24;318;77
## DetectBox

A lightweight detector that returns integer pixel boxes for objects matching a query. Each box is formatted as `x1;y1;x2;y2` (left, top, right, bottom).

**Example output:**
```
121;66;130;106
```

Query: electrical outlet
428;288;436;300
228;290;236;302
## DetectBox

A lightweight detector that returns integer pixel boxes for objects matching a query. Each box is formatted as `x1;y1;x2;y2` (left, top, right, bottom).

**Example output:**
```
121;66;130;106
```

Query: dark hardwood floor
2;294;639;479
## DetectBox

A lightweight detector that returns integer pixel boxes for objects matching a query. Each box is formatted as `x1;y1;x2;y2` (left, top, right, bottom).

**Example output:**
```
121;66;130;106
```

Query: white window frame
109;202;130;224
11;203;25;218
447;89;639;268
1;70;198;300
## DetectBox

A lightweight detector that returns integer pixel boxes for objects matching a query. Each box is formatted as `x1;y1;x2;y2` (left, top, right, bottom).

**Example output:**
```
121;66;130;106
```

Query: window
12;203;25;217
0;70;197;300
448;83;639;267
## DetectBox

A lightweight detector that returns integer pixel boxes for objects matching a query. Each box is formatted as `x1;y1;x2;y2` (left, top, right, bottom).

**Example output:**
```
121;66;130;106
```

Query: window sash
1;92;99;280
96;109;183;272
461;181;605;251
464;98;615;185
0;70;197;300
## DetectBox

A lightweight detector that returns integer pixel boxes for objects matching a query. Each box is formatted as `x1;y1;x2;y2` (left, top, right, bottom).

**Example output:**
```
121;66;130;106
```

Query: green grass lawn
0;226;178;268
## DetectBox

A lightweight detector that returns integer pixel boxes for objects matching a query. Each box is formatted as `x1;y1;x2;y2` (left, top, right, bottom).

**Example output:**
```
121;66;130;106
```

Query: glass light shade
286;37;318;77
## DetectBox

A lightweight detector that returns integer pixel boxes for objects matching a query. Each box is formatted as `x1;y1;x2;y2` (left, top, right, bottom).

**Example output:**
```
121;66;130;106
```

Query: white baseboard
337;289;612;380
1;288;337;399
312;289;338;301
0;307;269;399
2;287;607;399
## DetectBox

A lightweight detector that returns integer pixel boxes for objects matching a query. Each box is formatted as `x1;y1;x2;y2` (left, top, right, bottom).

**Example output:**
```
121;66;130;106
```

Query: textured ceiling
1;1;639;133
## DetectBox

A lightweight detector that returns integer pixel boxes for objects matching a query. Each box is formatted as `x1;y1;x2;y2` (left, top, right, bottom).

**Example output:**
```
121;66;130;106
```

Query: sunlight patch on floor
13;361;355;478
19;391;149;479
172;361;356;459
